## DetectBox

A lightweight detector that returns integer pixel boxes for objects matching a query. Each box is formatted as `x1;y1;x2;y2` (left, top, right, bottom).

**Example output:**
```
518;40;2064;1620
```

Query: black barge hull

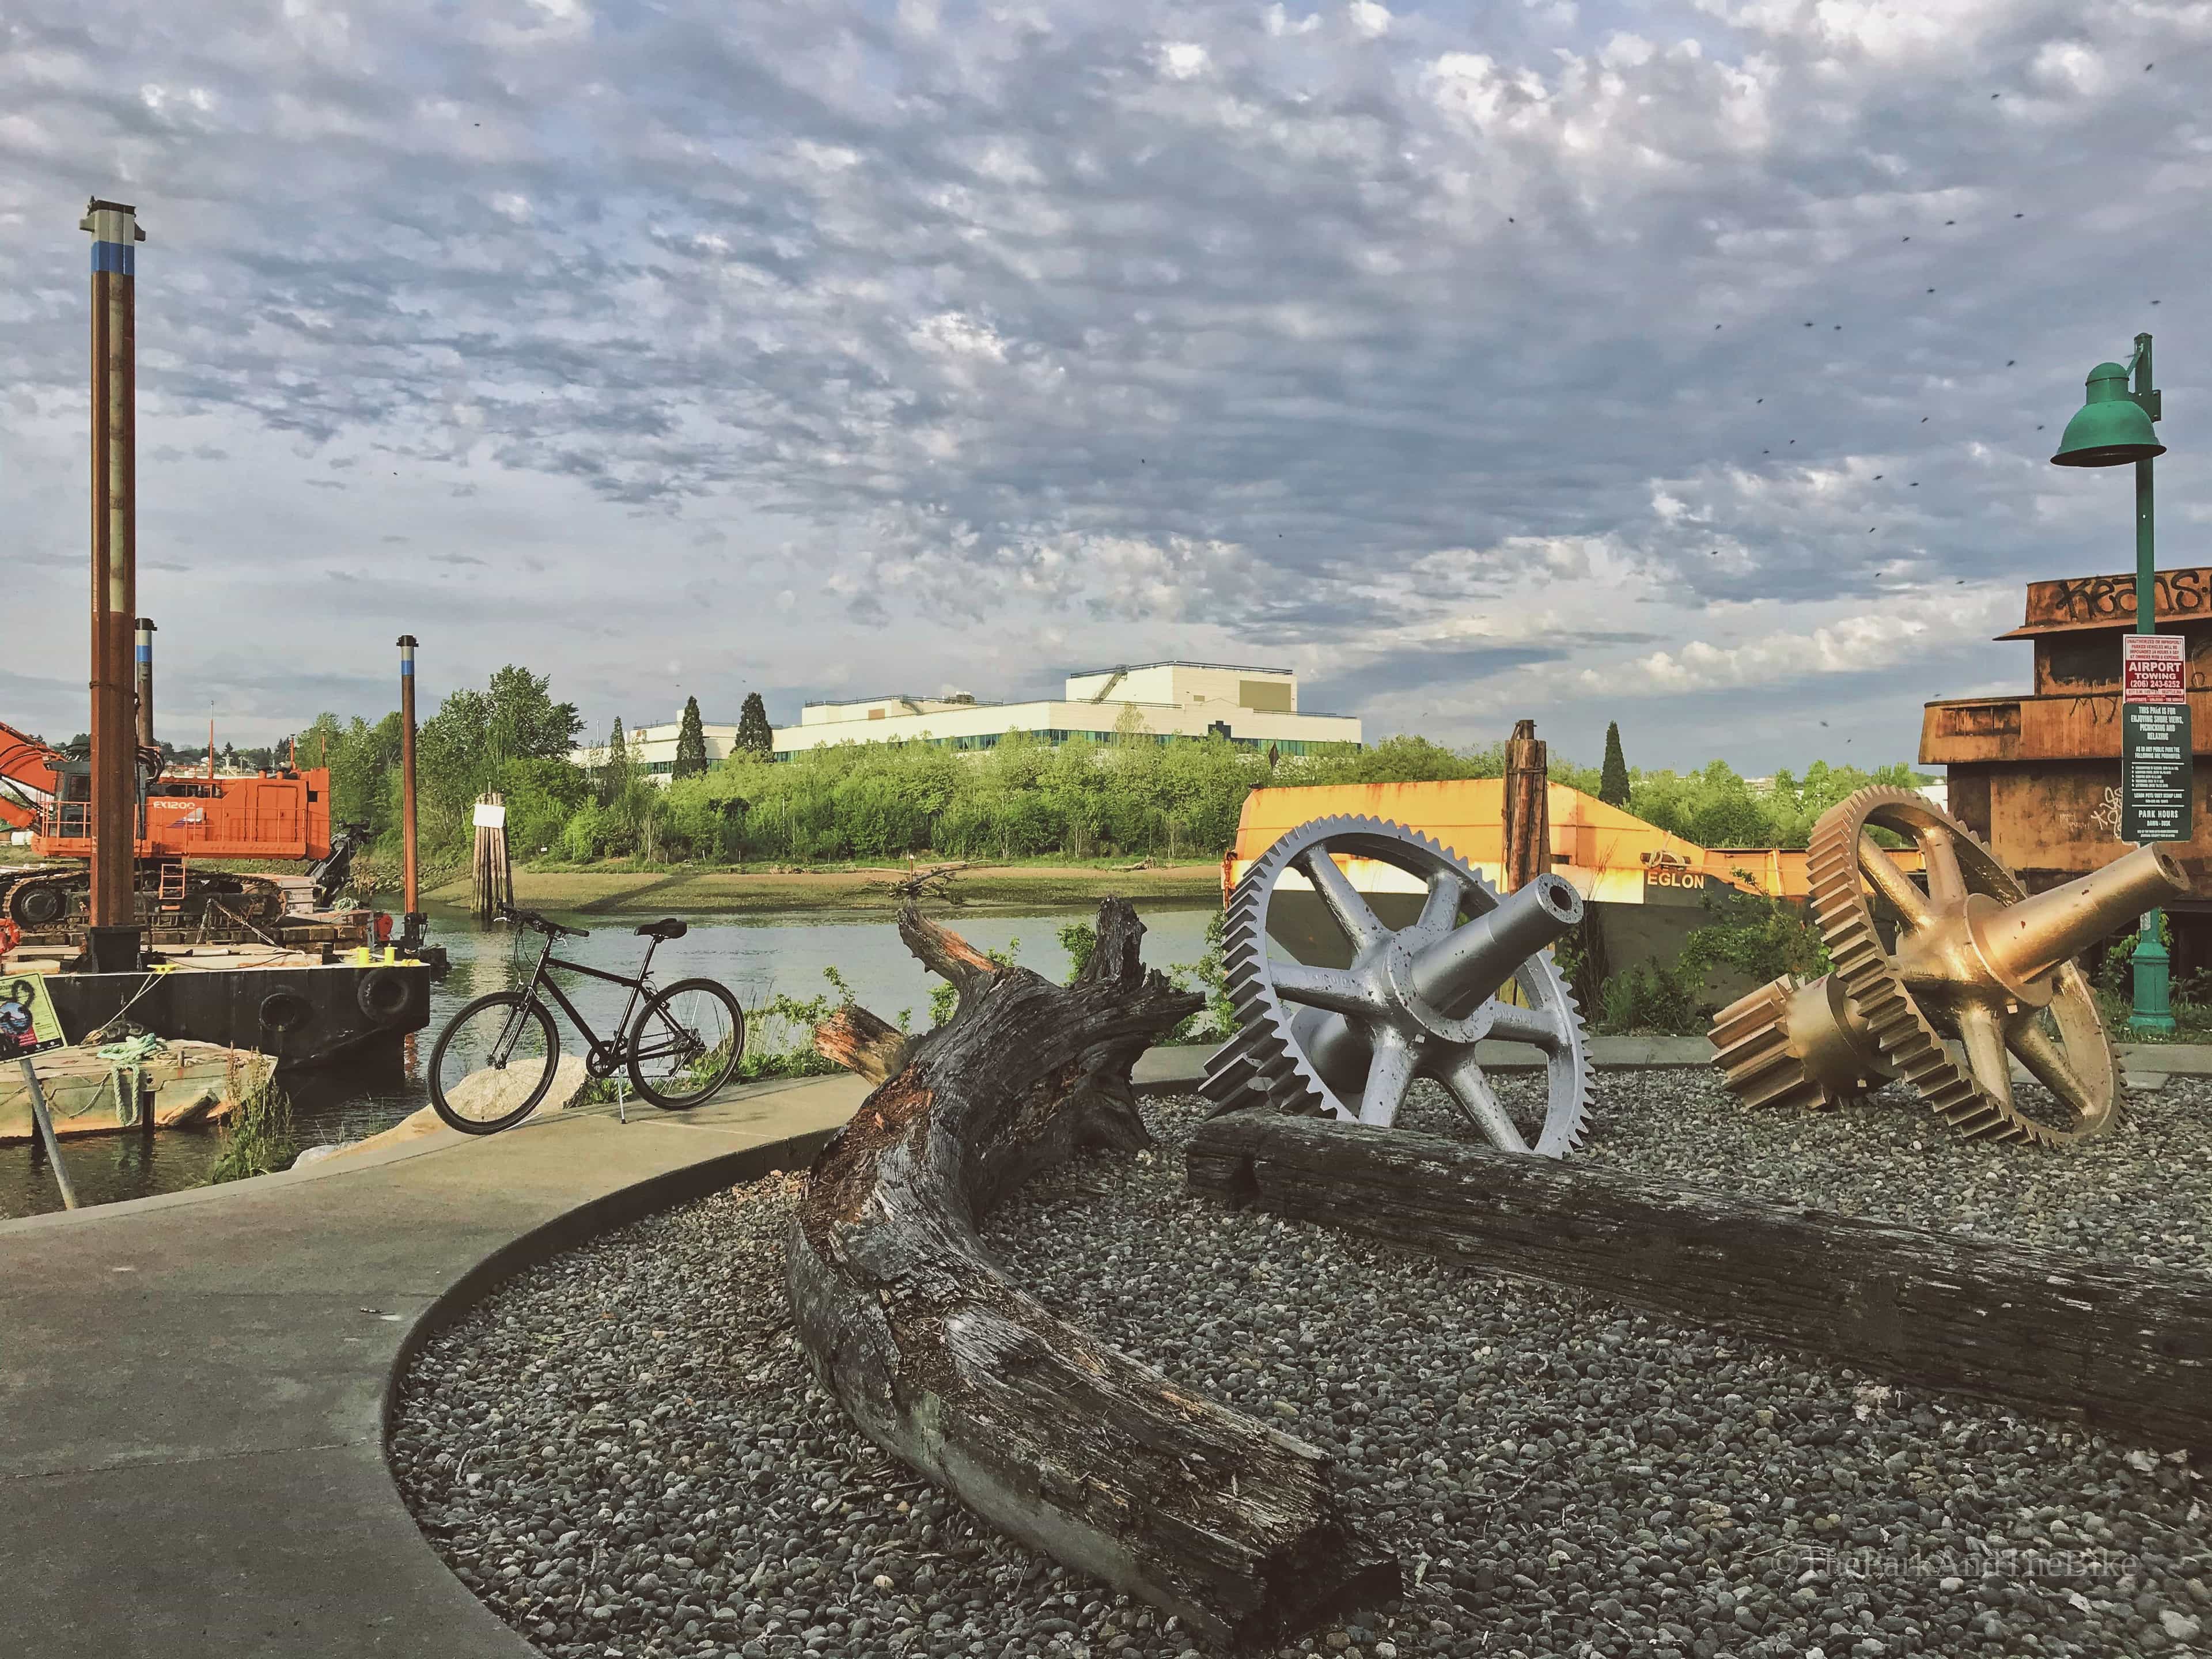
39;959;433;1070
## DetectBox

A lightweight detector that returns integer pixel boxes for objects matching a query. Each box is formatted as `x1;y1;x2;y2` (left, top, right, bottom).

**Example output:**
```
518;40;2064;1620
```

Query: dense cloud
1;0;2204;768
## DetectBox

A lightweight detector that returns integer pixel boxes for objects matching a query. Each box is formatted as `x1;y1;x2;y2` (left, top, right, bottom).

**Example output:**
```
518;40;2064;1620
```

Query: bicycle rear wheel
428;993;561;1134
627;978;744;1109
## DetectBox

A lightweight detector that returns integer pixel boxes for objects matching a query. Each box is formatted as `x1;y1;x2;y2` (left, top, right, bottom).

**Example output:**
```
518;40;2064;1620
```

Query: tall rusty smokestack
398;634;421;943
135;617;156;752
82;198;145;971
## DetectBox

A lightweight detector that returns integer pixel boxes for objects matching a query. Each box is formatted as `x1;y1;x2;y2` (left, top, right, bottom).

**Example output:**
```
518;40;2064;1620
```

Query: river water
0;899;1217;1220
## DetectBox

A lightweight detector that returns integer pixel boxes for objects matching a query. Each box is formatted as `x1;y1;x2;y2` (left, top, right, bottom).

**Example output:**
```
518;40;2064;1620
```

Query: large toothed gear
1200;816;1594;1158
1709;786;2186;1147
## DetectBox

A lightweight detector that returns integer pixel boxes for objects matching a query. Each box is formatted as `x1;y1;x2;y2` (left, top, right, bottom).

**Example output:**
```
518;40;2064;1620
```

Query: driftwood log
1188;1112;2212;1452
791;900;1398;1646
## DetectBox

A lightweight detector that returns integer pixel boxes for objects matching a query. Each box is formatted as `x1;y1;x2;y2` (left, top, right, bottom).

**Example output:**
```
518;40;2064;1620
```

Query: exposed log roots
792;900;1399;1647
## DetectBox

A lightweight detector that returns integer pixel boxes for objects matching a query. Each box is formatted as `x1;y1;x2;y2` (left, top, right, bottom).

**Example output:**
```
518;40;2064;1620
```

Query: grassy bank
419;860;1224;916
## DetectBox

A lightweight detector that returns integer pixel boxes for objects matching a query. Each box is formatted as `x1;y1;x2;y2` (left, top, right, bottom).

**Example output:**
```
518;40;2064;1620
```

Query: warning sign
2123;633;2187;704
0;974;67;1061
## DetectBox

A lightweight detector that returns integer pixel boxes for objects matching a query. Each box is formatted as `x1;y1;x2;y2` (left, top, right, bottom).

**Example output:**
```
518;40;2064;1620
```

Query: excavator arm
0;721;60;833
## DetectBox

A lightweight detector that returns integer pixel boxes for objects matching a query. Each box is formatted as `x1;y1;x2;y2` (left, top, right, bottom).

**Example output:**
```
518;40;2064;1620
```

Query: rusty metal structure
82;198;145;968
1202;817;1593;1155
1711;787;2188;1145
1923;567;2212;953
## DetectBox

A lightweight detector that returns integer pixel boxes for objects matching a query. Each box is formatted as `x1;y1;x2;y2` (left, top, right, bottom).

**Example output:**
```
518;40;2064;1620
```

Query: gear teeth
1707;975;1839;1113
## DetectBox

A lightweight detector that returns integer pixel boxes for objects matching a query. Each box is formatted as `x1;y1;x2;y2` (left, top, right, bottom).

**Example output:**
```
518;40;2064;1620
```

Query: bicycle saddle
636;917;687;942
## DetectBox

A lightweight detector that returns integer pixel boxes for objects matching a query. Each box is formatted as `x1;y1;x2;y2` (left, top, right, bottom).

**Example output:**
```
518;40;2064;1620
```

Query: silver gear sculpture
1199;816;1594;1157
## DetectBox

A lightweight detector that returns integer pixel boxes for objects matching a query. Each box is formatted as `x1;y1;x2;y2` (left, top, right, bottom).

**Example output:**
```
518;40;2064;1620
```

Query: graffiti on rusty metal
2029;567;2212;628
2089;785;2124;842
2068;694;2122;727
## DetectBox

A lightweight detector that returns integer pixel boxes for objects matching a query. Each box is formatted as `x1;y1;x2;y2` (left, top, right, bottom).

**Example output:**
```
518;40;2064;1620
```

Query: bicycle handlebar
497;903;589;940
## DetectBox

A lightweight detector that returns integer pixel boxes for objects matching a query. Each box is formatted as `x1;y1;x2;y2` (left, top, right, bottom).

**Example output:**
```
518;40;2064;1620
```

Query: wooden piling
471;793;513;920
1501;718;1550;891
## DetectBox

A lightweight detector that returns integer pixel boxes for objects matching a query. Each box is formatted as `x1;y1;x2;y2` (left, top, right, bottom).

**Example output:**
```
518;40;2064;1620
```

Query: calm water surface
1;900;1215;1220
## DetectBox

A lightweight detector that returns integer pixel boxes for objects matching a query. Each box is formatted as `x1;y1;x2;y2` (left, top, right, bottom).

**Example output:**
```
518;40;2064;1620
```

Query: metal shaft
21;1059;80;1211
398;635;419;919
1411;873;1584;1015
135;617;156;751
82;199;142;937
1294;874;1584;1094
1971;843;2187;990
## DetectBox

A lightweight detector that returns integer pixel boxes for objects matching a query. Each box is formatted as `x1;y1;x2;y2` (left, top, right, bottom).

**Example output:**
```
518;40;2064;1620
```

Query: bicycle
426;904;745;1135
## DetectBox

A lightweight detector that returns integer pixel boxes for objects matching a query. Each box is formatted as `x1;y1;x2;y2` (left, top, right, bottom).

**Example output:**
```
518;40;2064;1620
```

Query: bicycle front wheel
627;978;745;1109
428;993;561;1134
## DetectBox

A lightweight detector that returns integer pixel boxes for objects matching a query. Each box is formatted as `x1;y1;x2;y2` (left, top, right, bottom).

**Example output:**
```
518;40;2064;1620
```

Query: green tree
1599;722;1631;808
673;696;709;781
736;692;774;759
599;716;633;804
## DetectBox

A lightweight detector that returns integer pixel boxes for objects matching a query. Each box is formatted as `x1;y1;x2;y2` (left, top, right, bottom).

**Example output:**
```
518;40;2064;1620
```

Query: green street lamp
2050;334;2174;1033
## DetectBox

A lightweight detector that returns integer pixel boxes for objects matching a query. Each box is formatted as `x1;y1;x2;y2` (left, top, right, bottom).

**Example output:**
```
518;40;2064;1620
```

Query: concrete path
1;1070;870;1659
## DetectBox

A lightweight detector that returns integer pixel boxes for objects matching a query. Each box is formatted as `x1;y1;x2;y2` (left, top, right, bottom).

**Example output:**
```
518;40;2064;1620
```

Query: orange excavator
0;718;364;937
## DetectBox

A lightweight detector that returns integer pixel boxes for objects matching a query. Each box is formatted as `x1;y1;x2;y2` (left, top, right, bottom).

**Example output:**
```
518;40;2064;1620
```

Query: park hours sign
2121;634;2192;844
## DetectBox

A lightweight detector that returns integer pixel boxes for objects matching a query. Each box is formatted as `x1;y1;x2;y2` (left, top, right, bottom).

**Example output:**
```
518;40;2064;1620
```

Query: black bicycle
426;905;744;1134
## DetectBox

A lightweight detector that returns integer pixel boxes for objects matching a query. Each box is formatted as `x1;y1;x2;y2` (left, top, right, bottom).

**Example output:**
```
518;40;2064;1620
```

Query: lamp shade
2051;361;2165;467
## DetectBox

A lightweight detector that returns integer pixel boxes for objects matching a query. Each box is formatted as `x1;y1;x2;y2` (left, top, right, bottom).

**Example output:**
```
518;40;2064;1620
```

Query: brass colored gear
1709;974;1838;1113
1803;787;2138;1146
1709;787;2184;1146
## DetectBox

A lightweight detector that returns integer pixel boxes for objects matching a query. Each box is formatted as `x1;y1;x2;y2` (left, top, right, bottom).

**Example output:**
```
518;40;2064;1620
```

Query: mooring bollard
18;1058;80;1211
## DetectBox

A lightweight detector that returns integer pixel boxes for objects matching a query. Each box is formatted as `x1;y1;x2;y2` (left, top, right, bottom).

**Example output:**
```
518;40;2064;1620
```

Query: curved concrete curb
1;1070;868;1659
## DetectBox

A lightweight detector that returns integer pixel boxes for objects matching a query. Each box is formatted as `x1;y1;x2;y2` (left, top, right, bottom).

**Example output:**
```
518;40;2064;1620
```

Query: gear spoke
1914;823;1968;911
1297;849;1391;955
1953;1002;2014;1112
1440;1052;1531;1154
2008;1021;2099;1126
1415;869;1468;937
1857;835;1934;932
1480;998;1563;1052
1271;961;1381;1018
1358;1029;1419;1127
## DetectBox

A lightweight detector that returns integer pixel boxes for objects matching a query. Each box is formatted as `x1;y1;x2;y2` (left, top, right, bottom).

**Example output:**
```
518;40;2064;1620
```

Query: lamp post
2050;334;2174;1032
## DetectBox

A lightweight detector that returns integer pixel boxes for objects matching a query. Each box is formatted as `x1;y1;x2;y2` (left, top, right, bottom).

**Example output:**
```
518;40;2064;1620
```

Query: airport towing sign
2121;634;2192;844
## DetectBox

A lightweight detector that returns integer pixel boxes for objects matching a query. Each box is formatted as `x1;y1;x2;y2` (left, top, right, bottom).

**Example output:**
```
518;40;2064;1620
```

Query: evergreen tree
736;692;774;759
673;696;709;779
1599;721;1631;808
599;717;634;803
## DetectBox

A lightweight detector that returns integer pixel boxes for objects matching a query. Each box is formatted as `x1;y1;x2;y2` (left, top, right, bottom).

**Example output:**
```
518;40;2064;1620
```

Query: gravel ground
391;1090;2211;1659
1432;1070;2212;1274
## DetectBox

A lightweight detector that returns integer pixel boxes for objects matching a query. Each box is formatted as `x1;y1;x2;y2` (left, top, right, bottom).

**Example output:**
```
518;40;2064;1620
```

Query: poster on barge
0;973;66;1060
2122;634;2193;844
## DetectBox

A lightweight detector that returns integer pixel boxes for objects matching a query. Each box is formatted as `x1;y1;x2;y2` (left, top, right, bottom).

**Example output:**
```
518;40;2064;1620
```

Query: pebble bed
1455;1068;2212;1273
391;1081;2212;1659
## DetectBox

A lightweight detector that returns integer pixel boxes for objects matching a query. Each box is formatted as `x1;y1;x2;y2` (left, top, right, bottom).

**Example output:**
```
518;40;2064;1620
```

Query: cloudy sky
2;0;2205;772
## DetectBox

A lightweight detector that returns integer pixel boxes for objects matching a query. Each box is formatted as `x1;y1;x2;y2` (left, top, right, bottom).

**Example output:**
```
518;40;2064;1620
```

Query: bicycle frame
491;927;687;1075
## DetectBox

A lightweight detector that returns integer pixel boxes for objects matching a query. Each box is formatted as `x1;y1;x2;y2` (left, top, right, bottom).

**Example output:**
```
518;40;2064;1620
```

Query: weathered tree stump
1188;1112;2212;1452
792;900;1399;1647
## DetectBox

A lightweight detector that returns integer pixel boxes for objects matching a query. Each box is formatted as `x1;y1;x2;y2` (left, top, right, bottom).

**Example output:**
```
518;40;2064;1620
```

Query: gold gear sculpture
1711;787;2188;1146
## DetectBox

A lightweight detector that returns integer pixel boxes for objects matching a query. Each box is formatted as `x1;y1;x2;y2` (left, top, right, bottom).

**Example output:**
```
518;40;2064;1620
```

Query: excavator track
0;864;287;944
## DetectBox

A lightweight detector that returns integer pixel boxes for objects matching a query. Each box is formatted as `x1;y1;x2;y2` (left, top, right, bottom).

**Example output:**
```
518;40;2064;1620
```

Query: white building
770;661;1361;759
568;718;742;784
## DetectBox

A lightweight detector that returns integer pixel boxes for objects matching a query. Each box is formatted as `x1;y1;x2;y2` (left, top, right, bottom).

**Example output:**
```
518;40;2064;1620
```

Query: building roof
1063;659;1294;677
